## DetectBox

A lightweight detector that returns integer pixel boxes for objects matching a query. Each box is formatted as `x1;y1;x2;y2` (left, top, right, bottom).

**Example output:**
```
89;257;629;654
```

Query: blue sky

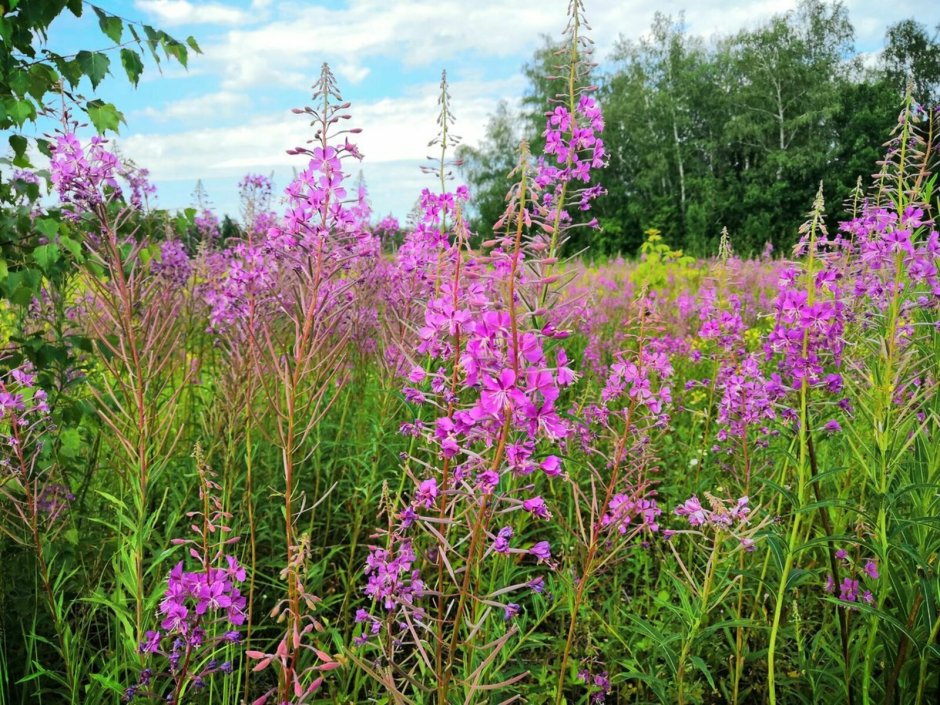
37;0;940;221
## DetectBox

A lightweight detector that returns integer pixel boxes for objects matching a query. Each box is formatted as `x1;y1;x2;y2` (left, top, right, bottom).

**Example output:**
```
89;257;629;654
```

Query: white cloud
198;1;567;91
118;81;507;184
134;0;253;26
337;62;371;84
190;0;820;93
138;90;248;121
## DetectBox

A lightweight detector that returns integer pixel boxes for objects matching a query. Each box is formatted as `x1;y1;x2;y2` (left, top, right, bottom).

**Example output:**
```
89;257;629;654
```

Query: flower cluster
765;268;846;392
151;240;192;288
674;494;750;529
672;494;758;552
154;558;247;636
577;664;612;704
714;354;777;447
127;461;244;703
363;537;424;613
600;492;663;537
824;551;880;607
49;133;154;219
537;94;608;222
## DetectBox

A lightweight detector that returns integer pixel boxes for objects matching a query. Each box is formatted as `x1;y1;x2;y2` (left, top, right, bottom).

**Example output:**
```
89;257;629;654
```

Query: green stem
677;539;721;705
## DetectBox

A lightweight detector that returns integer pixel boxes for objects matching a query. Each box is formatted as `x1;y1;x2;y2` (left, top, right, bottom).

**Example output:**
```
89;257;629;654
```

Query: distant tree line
458;0;940;257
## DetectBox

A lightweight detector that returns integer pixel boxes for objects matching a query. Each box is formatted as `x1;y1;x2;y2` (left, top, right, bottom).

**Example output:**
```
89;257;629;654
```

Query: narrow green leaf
89;673;124;694
690;655;716;689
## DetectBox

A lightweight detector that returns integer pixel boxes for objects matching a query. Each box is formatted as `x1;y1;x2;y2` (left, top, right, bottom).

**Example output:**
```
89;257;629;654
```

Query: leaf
59;427;82;459
8;134;28;167
94;7;123;43
76;50;110;90
4;98;37;127
36;137;52;157
5;269;42;306
9;69;31;98
89;673;124;694
27;63;59;101
186;36;201;53
60;235;84;261
162;38;188;68
120;48;144;87
86;99;124;134
54;57;83;88
34;218;59;239
32;244;60;270
142;24;162;58
690;655;716;689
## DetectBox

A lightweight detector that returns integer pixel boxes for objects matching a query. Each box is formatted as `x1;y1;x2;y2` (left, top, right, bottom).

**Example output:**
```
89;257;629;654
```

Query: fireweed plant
1;4;940;705
127;449;245;704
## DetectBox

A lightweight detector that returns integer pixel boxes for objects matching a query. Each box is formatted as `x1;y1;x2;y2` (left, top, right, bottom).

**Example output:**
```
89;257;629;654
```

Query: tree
599;13;717;255
456;100;519;236
881;19;940;105
0;0;199;169
718;0;854;252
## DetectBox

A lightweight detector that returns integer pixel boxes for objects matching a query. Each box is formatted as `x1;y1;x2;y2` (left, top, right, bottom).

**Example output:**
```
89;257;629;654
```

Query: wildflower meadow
1;1;939;704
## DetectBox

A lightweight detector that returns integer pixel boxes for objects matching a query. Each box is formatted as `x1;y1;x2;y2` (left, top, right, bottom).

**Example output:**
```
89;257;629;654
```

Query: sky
38;0;940;221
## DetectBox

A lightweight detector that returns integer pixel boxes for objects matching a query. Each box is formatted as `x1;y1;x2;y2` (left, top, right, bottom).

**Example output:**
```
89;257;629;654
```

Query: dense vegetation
0;1;939;704
459;0;940;255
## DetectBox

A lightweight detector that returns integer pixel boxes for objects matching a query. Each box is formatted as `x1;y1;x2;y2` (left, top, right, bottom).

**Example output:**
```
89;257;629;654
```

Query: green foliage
882;19;940;105
0;0;198;148
630;228;696;289
455;100;518;236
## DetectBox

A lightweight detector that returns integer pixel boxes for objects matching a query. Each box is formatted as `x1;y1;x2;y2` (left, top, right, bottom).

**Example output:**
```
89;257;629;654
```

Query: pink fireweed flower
540;455;563;477
674;496;707;526
522;496;552;520
601;493;662;535
493;527;513;555
839;577;860;603
415;478;438;508
675;494;752;531
528;541;552;564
